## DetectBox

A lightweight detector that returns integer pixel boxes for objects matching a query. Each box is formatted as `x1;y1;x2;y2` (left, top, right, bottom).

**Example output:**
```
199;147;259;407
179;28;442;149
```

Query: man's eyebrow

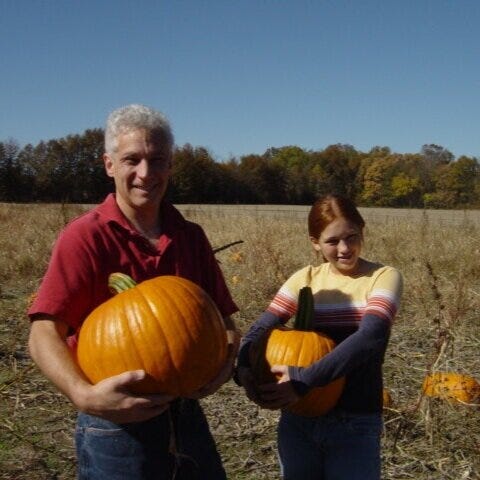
119;150;138;158
119;148;170;158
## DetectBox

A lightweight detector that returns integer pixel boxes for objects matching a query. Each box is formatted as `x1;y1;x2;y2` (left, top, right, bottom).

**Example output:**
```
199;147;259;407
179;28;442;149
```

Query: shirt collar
96;193;188;235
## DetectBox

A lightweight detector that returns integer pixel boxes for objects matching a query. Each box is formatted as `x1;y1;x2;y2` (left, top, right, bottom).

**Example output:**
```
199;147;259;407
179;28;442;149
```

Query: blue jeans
75;399;226;480
278;410;382;480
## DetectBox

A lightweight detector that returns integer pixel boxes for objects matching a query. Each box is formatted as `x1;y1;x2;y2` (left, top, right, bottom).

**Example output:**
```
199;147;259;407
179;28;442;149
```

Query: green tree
0;139;25;201
170;145;220;203
16;129;107;202
236;154;287;204
266;146;314;203
216;159;253;203
313;144;361;200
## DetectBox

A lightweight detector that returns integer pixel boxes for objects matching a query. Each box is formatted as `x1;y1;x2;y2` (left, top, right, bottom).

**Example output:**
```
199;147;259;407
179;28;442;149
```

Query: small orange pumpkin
251;286;345;417
422;372;480;404
77;273;227;396
383;388;393;408
230;251;244;264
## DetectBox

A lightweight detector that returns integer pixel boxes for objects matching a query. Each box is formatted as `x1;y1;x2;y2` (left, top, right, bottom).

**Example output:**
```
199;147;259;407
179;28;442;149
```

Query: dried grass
0;203;479;479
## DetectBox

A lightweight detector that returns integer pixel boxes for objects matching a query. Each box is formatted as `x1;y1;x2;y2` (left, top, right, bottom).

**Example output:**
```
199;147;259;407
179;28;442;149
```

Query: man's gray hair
104;104;174;154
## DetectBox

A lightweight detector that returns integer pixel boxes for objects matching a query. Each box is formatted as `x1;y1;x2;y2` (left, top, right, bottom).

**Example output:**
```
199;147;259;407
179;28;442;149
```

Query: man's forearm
224;316;240;366
28;318;91;409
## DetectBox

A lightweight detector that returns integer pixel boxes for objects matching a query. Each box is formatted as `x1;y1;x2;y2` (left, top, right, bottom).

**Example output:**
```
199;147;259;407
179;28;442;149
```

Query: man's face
103;128;172;217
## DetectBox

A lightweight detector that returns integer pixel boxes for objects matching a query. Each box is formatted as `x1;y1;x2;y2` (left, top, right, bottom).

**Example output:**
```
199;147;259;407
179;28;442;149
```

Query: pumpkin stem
293;286;314;331
108;272;138;294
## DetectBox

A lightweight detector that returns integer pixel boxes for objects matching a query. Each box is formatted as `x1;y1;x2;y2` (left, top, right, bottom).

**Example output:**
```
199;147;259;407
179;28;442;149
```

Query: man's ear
103;153;115;178
310;236;321;252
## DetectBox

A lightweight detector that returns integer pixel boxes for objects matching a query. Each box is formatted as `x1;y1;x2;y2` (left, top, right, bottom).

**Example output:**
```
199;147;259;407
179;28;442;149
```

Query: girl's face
311;217;363;275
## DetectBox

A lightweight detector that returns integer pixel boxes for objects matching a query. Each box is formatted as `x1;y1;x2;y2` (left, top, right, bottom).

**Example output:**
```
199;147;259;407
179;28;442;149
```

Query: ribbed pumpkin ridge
77;274;227;396
250;286;344;417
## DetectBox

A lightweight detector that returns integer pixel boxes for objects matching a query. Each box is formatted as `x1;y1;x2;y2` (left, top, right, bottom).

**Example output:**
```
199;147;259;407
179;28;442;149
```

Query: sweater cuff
237;342;252;368
288;366;312;396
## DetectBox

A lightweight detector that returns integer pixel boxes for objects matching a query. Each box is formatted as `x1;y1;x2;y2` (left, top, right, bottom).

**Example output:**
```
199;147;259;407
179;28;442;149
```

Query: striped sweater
240;260;403;413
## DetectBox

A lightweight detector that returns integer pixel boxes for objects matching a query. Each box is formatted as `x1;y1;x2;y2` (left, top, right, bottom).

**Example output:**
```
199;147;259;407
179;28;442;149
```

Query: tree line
1;129;479;208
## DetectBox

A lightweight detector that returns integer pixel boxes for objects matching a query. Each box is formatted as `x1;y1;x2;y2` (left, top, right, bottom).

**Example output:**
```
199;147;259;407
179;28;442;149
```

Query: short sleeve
27;224;99;329
266;266;314;320
365;267;403;323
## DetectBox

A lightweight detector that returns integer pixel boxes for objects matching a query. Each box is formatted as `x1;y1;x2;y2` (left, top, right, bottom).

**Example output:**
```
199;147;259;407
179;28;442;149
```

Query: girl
236;194;403;480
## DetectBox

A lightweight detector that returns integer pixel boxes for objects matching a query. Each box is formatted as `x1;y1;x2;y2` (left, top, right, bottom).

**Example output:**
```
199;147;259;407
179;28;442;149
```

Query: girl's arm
289;267;403;394
288;313;390;394
237;311;284;368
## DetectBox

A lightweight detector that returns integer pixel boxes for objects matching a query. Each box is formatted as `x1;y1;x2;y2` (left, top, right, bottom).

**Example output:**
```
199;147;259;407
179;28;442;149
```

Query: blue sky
1;0;479;161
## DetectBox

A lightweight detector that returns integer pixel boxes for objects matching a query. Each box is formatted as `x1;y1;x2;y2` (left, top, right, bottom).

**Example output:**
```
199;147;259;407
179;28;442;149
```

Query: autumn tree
390;172;421;207
424;156;479;208
1;129;478;208
389;154;424;207
360;156;396;206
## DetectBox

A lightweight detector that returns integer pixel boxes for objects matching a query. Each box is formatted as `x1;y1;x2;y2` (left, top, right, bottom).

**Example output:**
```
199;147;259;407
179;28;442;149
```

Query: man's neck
116;197;162;240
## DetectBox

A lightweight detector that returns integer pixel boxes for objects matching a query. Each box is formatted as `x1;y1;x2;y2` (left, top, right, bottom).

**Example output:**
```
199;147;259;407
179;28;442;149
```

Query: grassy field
0;203;479;479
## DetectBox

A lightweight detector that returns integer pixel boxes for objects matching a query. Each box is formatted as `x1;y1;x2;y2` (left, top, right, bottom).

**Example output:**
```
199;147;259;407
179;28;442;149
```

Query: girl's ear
310;236;322;252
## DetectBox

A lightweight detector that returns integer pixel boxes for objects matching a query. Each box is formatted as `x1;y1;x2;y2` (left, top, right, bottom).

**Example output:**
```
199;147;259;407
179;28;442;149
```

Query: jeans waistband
326;408;381;420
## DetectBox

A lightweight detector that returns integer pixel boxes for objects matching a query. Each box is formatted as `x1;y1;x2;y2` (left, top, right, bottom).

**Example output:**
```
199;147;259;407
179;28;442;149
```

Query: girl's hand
237;366;264;404
256;364;300;410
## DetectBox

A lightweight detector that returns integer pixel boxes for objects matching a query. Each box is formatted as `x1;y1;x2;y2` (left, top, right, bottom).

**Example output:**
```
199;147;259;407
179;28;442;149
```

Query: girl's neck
328;257;369;277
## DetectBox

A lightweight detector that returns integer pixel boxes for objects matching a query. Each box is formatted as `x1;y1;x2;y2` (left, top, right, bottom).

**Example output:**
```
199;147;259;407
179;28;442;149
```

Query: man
28;104;239;479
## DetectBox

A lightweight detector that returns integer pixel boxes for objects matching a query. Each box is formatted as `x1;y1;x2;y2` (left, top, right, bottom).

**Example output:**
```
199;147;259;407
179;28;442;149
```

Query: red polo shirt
28;194;238;340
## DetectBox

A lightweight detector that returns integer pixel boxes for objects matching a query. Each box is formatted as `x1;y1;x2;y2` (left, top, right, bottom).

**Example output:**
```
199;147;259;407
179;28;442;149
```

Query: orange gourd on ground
77;273;227;396
422;372;480;404
251;286;345;417
383;388;393;408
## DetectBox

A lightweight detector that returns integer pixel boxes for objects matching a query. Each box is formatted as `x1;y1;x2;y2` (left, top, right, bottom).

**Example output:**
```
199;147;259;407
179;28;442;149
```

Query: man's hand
79;370;175;423
29;319;175;424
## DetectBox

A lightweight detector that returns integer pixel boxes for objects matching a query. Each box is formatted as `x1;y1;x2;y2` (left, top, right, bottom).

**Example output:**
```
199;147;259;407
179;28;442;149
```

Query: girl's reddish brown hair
308;194;365;239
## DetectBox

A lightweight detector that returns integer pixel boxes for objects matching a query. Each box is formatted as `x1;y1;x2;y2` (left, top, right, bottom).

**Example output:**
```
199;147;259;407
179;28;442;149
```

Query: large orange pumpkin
422;372;480;404
251;286;345;417
77;273;227;397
